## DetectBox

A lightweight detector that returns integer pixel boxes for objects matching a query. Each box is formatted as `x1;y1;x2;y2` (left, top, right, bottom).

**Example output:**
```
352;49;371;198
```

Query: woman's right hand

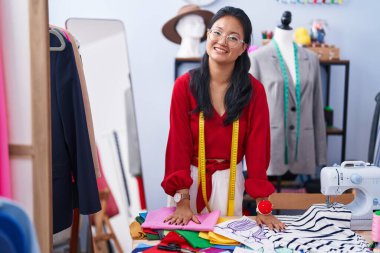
164;199;200;226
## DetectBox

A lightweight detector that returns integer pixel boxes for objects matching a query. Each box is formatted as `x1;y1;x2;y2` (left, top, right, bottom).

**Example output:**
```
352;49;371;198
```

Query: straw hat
162;5;214;44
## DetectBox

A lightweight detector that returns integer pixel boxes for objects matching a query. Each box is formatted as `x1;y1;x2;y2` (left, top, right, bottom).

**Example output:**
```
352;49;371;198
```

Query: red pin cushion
257;200;273;215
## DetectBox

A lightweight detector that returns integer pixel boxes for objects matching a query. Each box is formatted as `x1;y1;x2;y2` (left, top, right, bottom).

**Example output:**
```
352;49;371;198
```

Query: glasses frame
207;28;246;48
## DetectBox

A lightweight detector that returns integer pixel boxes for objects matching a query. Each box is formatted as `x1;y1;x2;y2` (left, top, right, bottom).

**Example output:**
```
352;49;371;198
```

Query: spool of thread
372;211;380;242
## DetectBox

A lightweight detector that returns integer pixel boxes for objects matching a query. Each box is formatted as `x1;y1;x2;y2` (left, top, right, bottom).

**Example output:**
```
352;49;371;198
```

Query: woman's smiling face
206;15;247;65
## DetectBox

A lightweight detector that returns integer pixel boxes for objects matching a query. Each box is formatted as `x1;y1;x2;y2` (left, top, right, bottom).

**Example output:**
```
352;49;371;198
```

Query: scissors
157;243;196;253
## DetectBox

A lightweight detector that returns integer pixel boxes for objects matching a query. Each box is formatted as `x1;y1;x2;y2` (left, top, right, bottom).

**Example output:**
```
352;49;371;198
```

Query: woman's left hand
255;213;286;231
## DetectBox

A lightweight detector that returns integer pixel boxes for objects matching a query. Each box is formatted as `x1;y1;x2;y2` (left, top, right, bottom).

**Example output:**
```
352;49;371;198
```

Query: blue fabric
212;244;238;250
0;198;40;253
131;243;153;253
0;213;24;253
139;212;147;220
50;31;100;233
0;230;17;253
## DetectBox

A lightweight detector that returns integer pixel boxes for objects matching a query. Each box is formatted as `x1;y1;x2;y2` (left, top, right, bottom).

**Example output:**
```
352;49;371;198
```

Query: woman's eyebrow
213;26;241;35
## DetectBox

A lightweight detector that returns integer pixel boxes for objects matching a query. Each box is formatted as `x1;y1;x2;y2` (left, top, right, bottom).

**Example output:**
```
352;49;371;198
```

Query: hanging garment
135;175;147;210
266;204;370;253
65;29;101;178
50;30;100;233
250;44;327;176
0;42;11;198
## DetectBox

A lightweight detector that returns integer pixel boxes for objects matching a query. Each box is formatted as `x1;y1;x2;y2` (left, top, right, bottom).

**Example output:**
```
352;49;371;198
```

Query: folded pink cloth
141;207;220;231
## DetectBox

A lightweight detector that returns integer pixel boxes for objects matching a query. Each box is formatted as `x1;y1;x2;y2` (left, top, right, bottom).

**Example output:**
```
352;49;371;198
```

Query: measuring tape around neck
272;40;301;164
198;112;239;215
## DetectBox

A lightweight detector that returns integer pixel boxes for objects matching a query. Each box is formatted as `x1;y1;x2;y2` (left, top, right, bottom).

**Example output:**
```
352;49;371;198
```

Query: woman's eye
213;31;222;36
229;36;239;42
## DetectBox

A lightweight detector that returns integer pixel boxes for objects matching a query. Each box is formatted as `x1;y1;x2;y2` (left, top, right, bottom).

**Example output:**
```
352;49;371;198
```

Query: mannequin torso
176;14;205;58
273;27;296;84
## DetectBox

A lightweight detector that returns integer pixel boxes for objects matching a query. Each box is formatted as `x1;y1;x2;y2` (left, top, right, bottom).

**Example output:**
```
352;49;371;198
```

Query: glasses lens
208;29;242;48
209;29;221;40
227;35;240;48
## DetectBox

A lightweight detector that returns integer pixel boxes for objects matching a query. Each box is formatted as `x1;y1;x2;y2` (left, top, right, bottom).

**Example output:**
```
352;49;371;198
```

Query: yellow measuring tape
198;112;239;216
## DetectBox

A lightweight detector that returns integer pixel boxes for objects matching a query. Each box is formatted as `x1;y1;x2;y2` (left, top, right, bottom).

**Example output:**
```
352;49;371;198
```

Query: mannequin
249;11;327;177
273;11;296;84
175;14;205;58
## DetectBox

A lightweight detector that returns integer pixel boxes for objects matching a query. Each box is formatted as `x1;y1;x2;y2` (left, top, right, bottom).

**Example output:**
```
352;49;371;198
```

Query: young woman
161;6;285;230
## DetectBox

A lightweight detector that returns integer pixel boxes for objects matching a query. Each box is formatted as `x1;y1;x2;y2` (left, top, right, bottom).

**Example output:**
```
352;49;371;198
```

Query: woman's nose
217;35;228;45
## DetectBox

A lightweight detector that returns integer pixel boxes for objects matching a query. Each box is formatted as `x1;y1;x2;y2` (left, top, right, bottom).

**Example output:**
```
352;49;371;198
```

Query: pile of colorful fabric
130;204;371;253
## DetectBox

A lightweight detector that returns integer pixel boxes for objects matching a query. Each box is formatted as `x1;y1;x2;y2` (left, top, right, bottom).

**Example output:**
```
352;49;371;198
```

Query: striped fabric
266;204;370;253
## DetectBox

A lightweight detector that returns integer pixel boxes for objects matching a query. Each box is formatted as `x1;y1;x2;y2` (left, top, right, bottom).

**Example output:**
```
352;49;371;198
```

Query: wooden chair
93;188;123;253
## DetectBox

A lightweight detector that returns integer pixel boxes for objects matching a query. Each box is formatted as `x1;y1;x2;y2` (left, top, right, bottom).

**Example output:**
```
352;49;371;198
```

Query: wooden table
132;227;372;249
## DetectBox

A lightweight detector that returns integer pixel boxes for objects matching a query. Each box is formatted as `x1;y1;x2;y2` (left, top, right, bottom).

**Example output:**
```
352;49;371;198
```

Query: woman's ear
239;43;248;56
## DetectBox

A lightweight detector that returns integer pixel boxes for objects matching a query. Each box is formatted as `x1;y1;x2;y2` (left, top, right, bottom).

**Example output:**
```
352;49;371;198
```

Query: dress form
176;14;205;58
273;11;296;84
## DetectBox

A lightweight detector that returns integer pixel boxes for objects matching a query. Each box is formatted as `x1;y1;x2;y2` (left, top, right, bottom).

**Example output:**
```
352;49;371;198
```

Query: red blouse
161;72;275;200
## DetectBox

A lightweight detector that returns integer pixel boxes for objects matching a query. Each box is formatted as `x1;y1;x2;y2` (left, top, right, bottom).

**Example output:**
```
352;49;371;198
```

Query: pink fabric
141;207;220;231
0;44;12;198
95;147;119;218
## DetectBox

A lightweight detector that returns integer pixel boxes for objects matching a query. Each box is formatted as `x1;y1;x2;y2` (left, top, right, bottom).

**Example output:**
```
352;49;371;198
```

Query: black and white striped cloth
265;203;370;253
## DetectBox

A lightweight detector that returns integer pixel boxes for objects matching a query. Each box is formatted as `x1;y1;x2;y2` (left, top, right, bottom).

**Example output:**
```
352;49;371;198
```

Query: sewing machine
321;161;380;230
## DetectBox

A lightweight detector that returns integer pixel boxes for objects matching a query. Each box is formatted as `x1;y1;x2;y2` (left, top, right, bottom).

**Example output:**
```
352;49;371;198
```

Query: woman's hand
163;199;200;226
256;213;286;231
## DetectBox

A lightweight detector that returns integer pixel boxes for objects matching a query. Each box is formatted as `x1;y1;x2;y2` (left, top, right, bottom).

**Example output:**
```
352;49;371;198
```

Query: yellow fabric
129;221;146;240
199;231;210;240
198;217;239;245
208;232;240;245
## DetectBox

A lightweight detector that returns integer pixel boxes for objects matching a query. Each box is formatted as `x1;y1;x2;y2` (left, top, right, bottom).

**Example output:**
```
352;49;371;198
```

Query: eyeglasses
207;28;245;48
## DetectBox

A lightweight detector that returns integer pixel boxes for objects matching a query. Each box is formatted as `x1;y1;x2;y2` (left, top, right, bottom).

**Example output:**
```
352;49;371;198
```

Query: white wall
49;0;380;210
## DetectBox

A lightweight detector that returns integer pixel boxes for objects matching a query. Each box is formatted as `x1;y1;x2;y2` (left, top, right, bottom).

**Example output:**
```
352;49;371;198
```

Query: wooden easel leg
70;208;80;253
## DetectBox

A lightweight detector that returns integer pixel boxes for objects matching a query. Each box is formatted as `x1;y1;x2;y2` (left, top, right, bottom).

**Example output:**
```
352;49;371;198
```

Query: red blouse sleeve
244;77;275;199
161;74;194;196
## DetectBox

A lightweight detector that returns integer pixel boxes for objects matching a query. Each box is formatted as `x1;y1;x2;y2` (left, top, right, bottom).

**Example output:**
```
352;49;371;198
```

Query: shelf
174;58;202;79
320;60;349;161
326;126;344;135
319;59;349;65
175;57;201;62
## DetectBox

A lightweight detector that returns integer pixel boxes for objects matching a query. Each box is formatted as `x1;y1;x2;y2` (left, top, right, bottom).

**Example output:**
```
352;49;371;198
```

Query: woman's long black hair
190;6;253;125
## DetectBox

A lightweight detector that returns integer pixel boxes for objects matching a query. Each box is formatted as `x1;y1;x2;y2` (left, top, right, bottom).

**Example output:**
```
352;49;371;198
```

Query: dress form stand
273;11;296;84
176;14;205;58
272;11;303;194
